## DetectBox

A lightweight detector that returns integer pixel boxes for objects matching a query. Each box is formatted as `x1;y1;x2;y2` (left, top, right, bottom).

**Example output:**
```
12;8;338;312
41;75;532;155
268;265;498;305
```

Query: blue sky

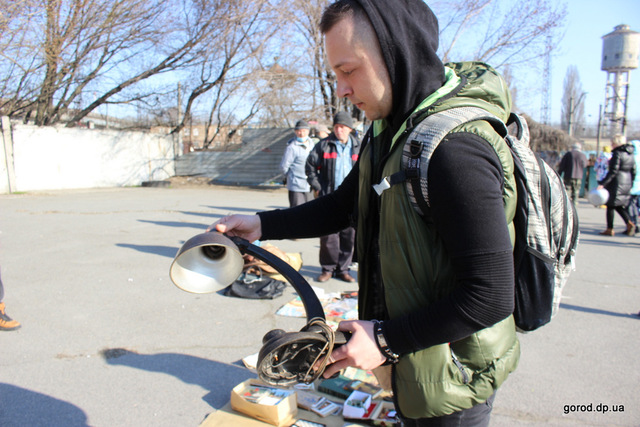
519;0;640;126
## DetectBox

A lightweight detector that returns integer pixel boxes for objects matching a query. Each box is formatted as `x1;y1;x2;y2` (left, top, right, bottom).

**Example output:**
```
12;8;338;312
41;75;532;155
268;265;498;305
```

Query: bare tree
170;0;278;138
291;0;343;122
253;62;301;128
0;0;272;128
2;0;167;125
0;0;569;132
265;0;568;127
0;0;46;119
524;113;571;153
434;0;567;68
560;65;586;136
251;0;352;127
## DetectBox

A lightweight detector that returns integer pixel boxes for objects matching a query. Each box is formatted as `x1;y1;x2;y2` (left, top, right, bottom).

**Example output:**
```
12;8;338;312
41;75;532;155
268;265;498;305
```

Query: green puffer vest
357;62;520;418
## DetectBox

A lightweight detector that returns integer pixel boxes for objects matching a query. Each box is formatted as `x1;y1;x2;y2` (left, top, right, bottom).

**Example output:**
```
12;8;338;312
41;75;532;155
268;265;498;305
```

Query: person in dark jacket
306;112;361;283
558;142;588;206
628;140;640;233
597;134;637;236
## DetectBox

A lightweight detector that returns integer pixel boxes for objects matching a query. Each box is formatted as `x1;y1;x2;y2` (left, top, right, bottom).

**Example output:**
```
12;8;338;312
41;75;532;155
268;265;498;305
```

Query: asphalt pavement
0;186;638;426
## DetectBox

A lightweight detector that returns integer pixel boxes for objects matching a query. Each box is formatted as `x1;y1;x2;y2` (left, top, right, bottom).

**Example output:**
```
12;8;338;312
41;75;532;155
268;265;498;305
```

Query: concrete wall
1;118;176;193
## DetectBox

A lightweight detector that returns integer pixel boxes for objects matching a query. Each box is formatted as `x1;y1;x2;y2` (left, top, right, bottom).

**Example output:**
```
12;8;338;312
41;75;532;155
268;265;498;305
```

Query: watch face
374;322;399;363
375;324;388;348
378;333;388;347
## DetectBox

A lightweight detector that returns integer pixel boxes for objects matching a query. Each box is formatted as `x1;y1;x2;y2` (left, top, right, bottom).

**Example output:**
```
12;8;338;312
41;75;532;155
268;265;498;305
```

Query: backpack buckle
410;139;424;157
373;177;391;195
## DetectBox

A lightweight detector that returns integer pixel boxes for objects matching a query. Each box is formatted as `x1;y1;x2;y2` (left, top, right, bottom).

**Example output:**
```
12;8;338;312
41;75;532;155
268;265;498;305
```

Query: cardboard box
370;401;399;426
230;380;298;426
342;390;372;419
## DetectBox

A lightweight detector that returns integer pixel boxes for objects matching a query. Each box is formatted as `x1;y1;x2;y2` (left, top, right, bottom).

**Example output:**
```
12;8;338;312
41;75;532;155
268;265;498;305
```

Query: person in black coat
597;134;637;236
306;112;361;283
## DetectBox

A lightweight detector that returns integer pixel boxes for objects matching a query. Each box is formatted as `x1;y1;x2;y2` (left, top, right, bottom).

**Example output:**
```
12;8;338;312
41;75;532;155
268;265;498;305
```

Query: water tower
601;24;640;136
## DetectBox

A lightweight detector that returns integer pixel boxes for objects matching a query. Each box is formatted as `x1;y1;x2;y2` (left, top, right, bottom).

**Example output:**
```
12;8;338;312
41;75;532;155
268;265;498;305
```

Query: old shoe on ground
338;273;355;283
316;271;332;282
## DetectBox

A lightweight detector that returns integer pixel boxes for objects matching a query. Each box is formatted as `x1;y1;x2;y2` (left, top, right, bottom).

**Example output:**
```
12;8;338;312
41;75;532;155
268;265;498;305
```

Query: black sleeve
306;143;322;192
258;162;359;240
383;133;515;354
557;152;568;176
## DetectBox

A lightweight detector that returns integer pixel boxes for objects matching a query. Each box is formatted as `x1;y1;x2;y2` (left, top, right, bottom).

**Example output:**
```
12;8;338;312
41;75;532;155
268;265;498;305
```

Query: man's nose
336;79;352;98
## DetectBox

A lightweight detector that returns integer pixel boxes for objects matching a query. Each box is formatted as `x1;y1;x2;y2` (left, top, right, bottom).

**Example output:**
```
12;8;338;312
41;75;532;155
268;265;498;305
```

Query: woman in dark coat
598;135;637;236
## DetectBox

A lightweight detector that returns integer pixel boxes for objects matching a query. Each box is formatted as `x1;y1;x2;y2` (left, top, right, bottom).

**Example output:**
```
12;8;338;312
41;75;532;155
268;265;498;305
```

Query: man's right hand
207;214;262;243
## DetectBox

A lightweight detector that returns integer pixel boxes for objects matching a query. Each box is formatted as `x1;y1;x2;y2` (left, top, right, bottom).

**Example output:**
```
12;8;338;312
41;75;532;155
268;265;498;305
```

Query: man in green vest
210;0;520;425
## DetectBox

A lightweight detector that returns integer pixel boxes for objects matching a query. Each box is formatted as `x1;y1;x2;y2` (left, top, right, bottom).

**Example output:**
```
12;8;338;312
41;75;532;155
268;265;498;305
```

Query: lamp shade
169;232;244;293
588;188;609;207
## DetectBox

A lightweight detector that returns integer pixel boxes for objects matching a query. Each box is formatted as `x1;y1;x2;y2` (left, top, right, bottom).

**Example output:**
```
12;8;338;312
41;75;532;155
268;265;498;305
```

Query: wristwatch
373;320;400;364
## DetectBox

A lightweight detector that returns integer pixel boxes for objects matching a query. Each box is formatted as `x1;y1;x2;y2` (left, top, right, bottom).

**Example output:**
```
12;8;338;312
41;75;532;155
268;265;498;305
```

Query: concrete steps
175;128;292;186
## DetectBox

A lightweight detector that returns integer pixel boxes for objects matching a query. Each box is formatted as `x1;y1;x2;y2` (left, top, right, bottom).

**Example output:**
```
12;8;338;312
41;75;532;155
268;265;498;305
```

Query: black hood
354;0;445;132
616;143;635;155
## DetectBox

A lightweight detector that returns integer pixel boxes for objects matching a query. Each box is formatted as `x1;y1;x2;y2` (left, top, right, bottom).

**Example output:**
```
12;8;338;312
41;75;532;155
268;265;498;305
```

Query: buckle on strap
373;177;391;195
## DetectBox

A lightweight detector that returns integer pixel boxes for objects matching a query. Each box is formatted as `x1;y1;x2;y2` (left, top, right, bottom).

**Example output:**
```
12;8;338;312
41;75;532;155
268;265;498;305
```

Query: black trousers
400;393;496;427
606;205;631;228
319;227;355;275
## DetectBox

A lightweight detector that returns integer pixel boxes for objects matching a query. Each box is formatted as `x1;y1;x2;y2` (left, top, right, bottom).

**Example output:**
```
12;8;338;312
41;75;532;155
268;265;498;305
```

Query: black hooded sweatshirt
359;0;445;133
259;0;514;356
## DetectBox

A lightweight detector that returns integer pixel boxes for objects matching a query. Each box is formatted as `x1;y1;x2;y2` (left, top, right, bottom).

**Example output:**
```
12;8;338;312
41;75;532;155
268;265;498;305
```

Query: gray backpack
373;106;579;332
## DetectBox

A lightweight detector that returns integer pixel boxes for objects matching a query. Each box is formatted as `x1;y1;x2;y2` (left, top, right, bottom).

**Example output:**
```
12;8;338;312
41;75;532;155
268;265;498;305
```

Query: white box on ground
342;390;372;419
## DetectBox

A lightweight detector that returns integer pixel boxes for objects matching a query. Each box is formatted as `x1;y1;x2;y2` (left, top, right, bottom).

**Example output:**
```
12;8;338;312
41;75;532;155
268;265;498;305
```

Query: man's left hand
321;320;387;378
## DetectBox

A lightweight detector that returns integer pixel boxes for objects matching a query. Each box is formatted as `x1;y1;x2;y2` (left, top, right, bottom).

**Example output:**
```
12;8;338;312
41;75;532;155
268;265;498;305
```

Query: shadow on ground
0;383;89;427
100;348;254;409
115;243;179;258
560;303;640;319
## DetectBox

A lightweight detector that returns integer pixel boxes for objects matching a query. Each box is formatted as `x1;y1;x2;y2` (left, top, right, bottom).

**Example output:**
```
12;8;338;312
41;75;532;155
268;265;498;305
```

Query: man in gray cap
281;119;314;207
306;111;361;282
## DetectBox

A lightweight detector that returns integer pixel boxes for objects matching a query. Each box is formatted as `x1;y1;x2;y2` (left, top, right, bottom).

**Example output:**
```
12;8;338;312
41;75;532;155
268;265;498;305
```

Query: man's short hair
320;0;366;34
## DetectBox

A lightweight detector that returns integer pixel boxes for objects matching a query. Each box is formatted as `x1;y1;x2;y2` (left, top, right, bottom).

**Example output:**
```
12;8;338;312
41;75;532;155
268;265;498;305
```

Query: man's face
325;15;392;121
294;128;309;139
333;123;352;143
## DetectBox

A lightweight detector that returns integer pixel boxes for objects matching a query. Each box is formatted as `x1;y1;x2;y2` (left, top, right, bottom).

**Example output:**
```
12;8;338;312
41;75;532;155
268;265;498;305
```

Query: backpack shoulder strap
373;106;507;218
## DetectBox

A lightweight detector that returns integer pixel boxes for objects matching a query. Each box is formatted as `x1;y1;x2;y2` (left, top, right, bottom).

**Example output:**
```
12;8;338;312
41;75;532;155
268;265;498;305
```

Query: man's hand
321;320;387;378
207;214;262;243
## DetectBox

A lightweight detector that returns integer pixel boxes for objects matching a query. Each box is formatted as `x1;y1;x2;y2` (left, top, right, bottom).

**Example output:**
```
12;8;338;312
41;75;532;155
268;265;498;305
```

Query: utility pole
596;104;603;154
568;92;587;137
177;82;183;155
